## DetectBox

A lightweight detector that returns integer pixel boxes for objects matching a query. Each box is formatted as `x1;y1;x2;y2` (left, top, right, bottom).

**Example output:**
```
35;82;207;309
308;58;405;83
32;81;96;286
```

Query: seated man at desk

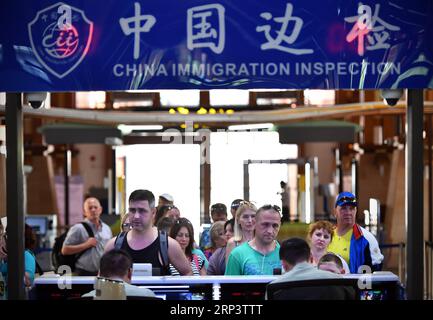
267;238;355;300
82;249;156;299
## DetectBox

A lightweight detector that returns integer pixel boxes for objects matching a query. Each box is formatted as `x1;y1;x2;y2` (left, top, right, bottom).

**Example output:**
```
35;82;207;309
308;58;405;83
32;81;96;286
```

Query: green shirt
225;241;281;275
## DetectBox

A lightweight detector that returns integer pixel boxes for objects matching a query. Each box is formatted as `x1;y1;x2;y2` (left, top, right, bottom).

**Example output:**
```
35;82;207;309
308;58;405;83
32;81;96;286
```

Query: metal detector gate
243;158;318;224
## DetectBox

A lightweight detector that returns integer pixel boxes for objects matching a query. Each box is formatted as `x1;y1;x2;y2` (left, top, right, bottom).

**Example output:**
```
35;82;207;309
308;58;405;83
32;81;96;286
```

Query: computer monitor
26;216;48;236
357;280;404;300
132;263;152;277
359;289;388;300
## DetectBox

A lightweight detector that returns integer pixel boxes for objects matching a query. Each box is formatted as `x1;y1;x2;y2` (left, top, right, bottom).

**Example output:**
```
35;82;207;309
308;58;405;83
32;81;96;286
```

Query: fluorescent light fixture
118;124;163;134
305;162;311;224
351;160;357;195
0;125;5;141
369;198;380;225
228;123;274;131
364;210;370;226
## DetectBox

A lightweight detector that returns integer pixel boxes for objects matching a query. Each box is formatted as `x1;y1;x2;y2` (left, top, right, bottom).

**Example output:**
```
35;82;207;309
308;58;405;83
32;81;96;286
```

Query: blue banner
0;0;432;91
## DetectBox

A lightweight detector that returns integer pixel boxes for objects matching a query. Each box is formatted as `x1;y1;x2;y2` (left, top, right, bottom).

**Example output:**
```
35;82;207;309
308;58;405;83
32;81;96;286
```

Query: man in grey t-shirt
62;197;112;275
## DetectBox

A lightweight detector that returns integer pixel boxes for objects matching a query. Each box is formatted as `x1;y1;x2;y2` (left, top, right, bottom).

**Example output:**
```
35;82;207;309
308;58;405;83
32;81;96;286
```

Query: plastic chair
266;278;357;300
93;277;126;300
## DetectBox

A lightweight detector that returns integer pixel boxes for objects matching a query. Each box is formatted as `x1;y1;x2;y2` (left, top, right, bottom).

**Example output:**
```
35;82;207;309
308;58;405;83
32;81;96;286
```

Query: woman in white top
225;201;257;264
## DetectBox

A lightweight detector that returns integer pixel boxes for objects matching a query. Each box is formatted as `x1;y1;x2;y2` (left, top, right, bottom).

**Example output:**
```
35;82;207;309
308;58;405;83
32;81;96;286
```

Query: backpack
52;222;94;273
114;229;169;270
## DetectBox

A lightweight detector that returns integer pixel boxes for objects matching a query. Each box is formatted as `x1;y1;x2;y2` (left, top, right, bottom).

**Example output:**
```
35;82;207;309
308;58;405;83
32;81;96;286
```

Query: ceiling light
118;125;163;134
177;107;189;114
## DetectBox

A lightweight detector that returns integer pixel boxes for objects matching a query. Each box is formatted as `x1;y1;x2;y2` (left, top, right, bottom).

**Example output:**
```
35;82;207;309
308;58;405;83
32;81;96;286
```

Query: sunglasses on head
336;196;357;207
231;201;244;209
261;204;281;213
238;200;257;207
176;218;192;225
232;200;257;212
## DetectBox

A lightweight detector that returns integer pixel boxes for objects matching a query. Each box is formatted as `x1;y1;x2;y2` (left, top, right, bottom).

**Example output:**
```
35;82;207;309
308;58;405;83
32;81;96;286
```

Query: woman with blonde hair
225;201;257;264
120;213;131;233
204;221;227;260
307;220;334;265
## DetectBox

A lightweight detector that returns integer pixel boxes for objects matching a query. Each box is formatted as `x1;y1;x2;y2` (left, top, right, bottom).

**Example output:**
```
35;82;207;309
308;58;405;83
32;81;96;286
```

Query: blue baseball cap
335;192;357;207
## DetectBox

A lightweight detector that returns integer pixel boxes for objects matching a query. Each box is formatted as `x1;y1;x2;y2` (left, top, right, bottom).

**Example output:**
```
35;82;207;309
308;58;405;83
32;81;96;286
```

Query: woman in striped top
169;218;206;276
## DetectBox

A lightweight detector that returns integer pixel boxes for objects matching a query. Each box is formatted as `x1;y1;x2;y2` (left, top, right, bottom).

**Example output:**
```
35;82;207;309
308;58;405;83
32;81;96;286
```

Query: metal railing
380;243;406;284
380;241;433;299
425;241;433;300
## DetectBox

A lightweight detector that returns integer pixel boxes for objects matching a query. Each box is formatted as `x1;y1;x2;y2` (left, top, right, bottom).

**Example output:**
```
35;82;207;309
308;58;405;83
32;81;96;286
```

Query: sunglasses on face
160;205;177;212
211;206;227;215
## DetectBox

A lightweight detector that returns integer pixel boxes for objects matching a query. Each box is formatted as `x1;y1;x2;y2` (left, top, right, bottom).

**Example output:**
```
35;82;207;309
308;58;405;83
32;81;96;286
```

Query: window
160;90;199;107
210;131;298;213
117;144;201;241
76;92;106;109
304;90;335;106
209;90;249;106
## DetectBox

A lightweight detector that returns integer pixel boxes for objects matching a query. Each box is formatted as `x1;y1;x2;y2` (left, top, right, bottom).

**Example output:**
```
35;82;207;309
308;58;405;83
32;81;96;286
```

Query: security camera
105;137;123;146
381;89;403;107
26;92;47;109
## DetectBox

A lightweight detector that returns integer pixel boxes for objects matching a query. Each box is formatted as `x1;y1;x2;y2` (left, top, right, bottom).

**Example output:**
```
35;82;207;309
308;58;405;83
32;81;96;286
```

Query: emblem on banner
28;2;93;78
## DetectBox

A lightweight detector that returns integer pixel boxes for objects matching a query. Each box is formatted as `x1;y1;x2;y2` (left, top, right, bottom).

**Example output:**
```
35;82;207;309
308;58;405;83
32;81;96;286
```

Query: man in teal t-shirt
225;205;282;275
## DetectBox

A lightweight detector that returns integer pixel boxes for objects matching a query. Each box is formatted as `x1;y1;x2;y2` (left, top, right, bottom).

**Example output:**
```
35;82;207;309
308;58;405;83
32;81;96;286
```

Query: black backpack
52;222;94;273
114;229;169;271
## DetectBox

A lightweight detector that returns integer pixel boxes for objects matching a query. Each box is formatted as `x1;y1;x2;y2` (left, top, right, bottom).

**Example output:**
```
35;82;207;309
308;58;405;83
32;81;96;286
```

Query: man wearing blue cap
327;192;383;273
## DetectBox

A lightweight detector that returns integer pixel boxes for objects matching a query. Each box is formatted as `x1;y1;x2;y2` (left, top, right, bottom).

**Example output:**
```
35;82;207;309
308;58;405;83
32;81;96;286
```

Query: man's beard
131;221;149;230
